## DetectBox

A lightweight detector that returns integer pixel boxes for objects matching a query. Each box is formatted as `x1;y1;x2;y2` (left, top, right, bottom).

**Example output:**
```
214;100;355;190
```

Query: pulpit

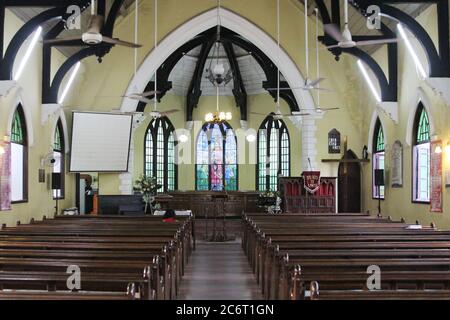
279;177;337;213
209;193;230;242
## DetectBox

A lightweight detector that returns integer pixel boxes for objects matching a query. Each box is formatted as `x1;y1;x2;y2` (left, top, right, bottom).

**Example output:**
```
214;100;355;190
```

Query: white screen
70;112;132;172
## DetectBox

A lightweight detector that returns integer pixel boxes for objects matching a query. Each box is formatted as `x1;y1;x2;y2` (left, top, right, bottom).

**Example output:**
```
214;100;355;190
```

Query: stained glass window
257;115;290;191
53;120;65;199
413;104;430;202
144;117;177;192
11;105;28;202
372;118;385;199
195;122;238;191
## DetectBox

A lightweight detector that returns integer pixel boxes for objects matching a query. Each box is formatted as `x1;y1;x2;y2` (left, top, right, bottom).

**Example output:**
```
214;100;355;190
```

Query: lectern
209;193;230;242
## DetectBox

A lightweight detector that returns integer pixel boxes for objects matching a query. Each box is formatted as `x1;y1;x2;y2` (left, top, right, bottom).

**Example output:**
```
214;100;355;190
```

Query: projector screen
70;112;133;172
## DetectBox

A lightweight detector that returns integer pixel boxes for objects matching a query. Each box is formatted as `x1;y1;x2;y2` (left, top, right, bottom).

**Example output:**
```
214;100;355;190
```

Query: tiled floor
178;240;263;300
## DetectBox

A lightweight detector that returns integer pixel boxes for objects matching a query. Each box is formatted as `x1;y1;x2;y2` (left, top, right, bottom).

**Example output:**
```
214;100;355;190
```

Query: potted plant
134;175;162;214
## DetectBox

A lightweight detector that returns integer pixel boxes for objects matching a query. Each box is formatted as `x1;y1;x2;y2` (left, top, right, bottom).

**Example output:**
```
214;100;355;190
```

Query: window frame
53;119;65;200
195;121;239;191
143;117;178;192
411;103;431;204
256;114;291;192
372;118;385;200
10;105;28;204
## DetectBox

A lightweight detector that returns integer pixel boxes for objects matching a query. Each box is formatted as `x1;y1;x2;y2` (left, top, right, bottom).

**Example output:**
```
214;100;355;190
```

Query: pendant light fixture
205;0;232;124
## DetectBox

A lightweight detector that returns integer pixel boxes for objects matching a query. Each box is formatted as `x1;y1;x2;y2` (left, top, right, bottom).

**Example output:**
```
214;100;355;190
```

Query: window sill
53;197;65;201
412;200;430;204
372;197;385;201
11;200;28;204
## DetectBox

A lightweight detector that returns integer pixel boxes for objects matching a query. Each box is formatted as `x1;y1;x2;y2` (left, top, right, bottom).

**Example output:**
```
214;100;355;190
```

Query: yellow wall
0;9;83;227
359;5;450;229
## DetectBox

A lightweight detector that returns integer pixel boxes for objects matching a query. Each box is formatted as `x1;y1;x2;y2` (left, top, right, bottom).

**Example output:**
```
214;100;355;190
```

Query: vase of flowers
134;175;162;214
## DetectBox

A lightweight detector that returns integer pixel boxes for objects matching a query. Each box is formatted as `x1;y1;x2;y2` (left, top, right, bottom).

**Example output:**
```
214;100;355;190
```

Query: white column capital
0;80;17;98
41;103;62;125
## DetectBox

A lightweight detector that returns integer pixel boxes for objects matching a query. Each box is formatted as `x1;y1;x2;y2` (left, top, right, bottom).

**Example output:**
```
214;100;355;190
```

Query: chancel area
1;0;450;301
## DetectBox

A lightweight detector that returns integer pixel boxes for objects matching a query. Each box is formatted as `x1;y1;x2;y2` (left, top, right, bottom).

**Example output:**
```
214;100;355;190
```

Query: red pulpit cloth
303;171;321;194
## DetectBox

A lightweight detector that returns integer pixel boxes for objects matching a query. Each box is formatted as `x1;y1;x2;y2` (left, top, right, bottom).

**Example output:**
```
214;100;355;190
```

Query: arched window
11;105;28;203
196;122;238;191
144;117;177;192
257;115;290;191
372;118;385;199
412;103;430;203
53;120;65;199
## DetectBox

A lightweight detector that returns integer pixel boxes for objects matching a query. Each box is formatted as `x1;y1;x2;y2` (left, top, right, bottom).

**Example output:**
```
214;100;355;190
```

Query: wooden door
338;150;361;213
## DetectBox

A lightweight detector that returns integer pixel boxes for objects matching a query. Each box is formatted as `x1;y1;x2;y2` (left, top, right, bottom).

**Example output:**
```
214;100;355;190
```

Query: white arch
405;87;435;146
49;110;70;154
367;110;388;154
6;87;34;146
120;8;315;113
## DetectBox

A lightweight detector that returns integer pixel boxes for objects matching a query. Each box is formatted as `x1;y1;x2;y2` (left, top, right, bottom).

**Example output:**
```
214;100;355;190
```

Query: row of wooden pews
243;212;450;300
0;214;194;300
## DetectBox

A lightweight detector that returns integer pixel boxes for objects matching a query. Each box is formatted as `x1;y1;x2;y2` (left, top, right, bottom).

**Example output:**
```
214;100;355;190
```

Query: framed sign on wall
430;140;443;213
390;140;403;188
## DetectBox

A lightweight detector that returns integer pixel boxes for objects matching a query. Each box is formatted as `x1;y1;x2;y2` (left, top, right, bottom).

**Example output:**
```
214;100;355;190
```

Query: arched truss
0;0;127;103
136;27;300;121
121;8;316;120
314;0;450;103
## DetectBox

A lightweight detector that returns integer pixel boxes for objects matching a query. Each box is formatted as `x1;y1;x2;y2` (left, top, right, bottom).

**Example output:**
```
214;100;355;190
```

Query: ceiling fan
44;0;142;48
313;8;339;113
266;0;331;93
110;108;179;119
324;0;397;49
254;0;310;119
147;0;180;120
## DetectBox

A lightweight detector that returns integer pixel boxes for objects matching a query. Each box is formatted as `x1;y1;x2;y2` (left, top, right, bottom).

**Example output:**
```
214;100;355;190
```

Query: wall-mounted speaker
38;169;45;183
374;169;385;187
52;173;62;190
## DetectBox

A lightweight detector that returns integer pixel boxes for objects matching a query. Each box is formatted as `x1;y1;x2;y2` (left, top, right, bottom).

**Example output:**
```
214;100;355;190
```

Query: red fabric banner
303;171;321;194
0;141;12;211
430;140;443;213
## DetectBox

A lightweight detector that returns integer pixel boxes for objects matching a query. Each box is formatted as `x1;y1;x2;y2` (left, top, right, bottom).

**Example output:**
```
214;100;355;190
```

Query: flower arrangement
257;191;280;207
134;175;162;214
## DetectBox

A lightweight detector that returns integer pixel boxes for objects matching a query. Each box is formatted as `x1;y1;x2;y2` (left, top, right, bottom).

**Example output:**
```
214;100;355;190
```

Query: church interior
1;0;450;301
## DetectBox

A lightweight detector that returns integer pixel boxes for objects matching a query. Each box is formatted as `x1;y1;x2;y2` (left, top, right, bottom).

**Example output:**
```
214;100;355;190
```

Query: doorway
338;150;361;213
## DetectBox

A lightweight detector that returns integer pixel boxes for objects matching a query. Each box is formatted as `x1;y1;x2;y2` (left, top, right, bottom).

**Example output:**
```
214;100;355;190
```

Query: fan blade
250;112;270;116
160;109;180;115
324;24;344;43
326;44;341;50
288;113;310;117
265;87;299;91
128;96;152;104
315;87;333;92
356;38;398;46
135;90;160;97
43;36;83;45
317;107;340;111
102;36;142;48
309;77;325;87
87;15;104;34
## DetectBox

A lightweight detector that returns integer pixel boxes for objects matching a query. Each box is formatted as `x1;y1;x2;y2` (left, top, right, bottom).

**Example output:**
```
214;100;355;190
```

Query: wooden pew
0;215;192;300
243;213;450;300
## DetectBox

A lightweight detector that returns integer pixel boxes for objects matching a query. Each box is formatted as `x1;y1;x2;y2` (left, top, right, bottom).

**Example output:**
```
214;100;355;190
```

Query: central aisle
178;240;263;300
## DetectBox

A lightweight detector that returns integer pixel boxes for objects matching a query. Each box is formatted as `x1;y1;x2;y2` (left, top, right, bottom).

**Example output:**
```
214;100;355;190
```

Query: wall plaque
390;140;403;188
430;140;443;213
